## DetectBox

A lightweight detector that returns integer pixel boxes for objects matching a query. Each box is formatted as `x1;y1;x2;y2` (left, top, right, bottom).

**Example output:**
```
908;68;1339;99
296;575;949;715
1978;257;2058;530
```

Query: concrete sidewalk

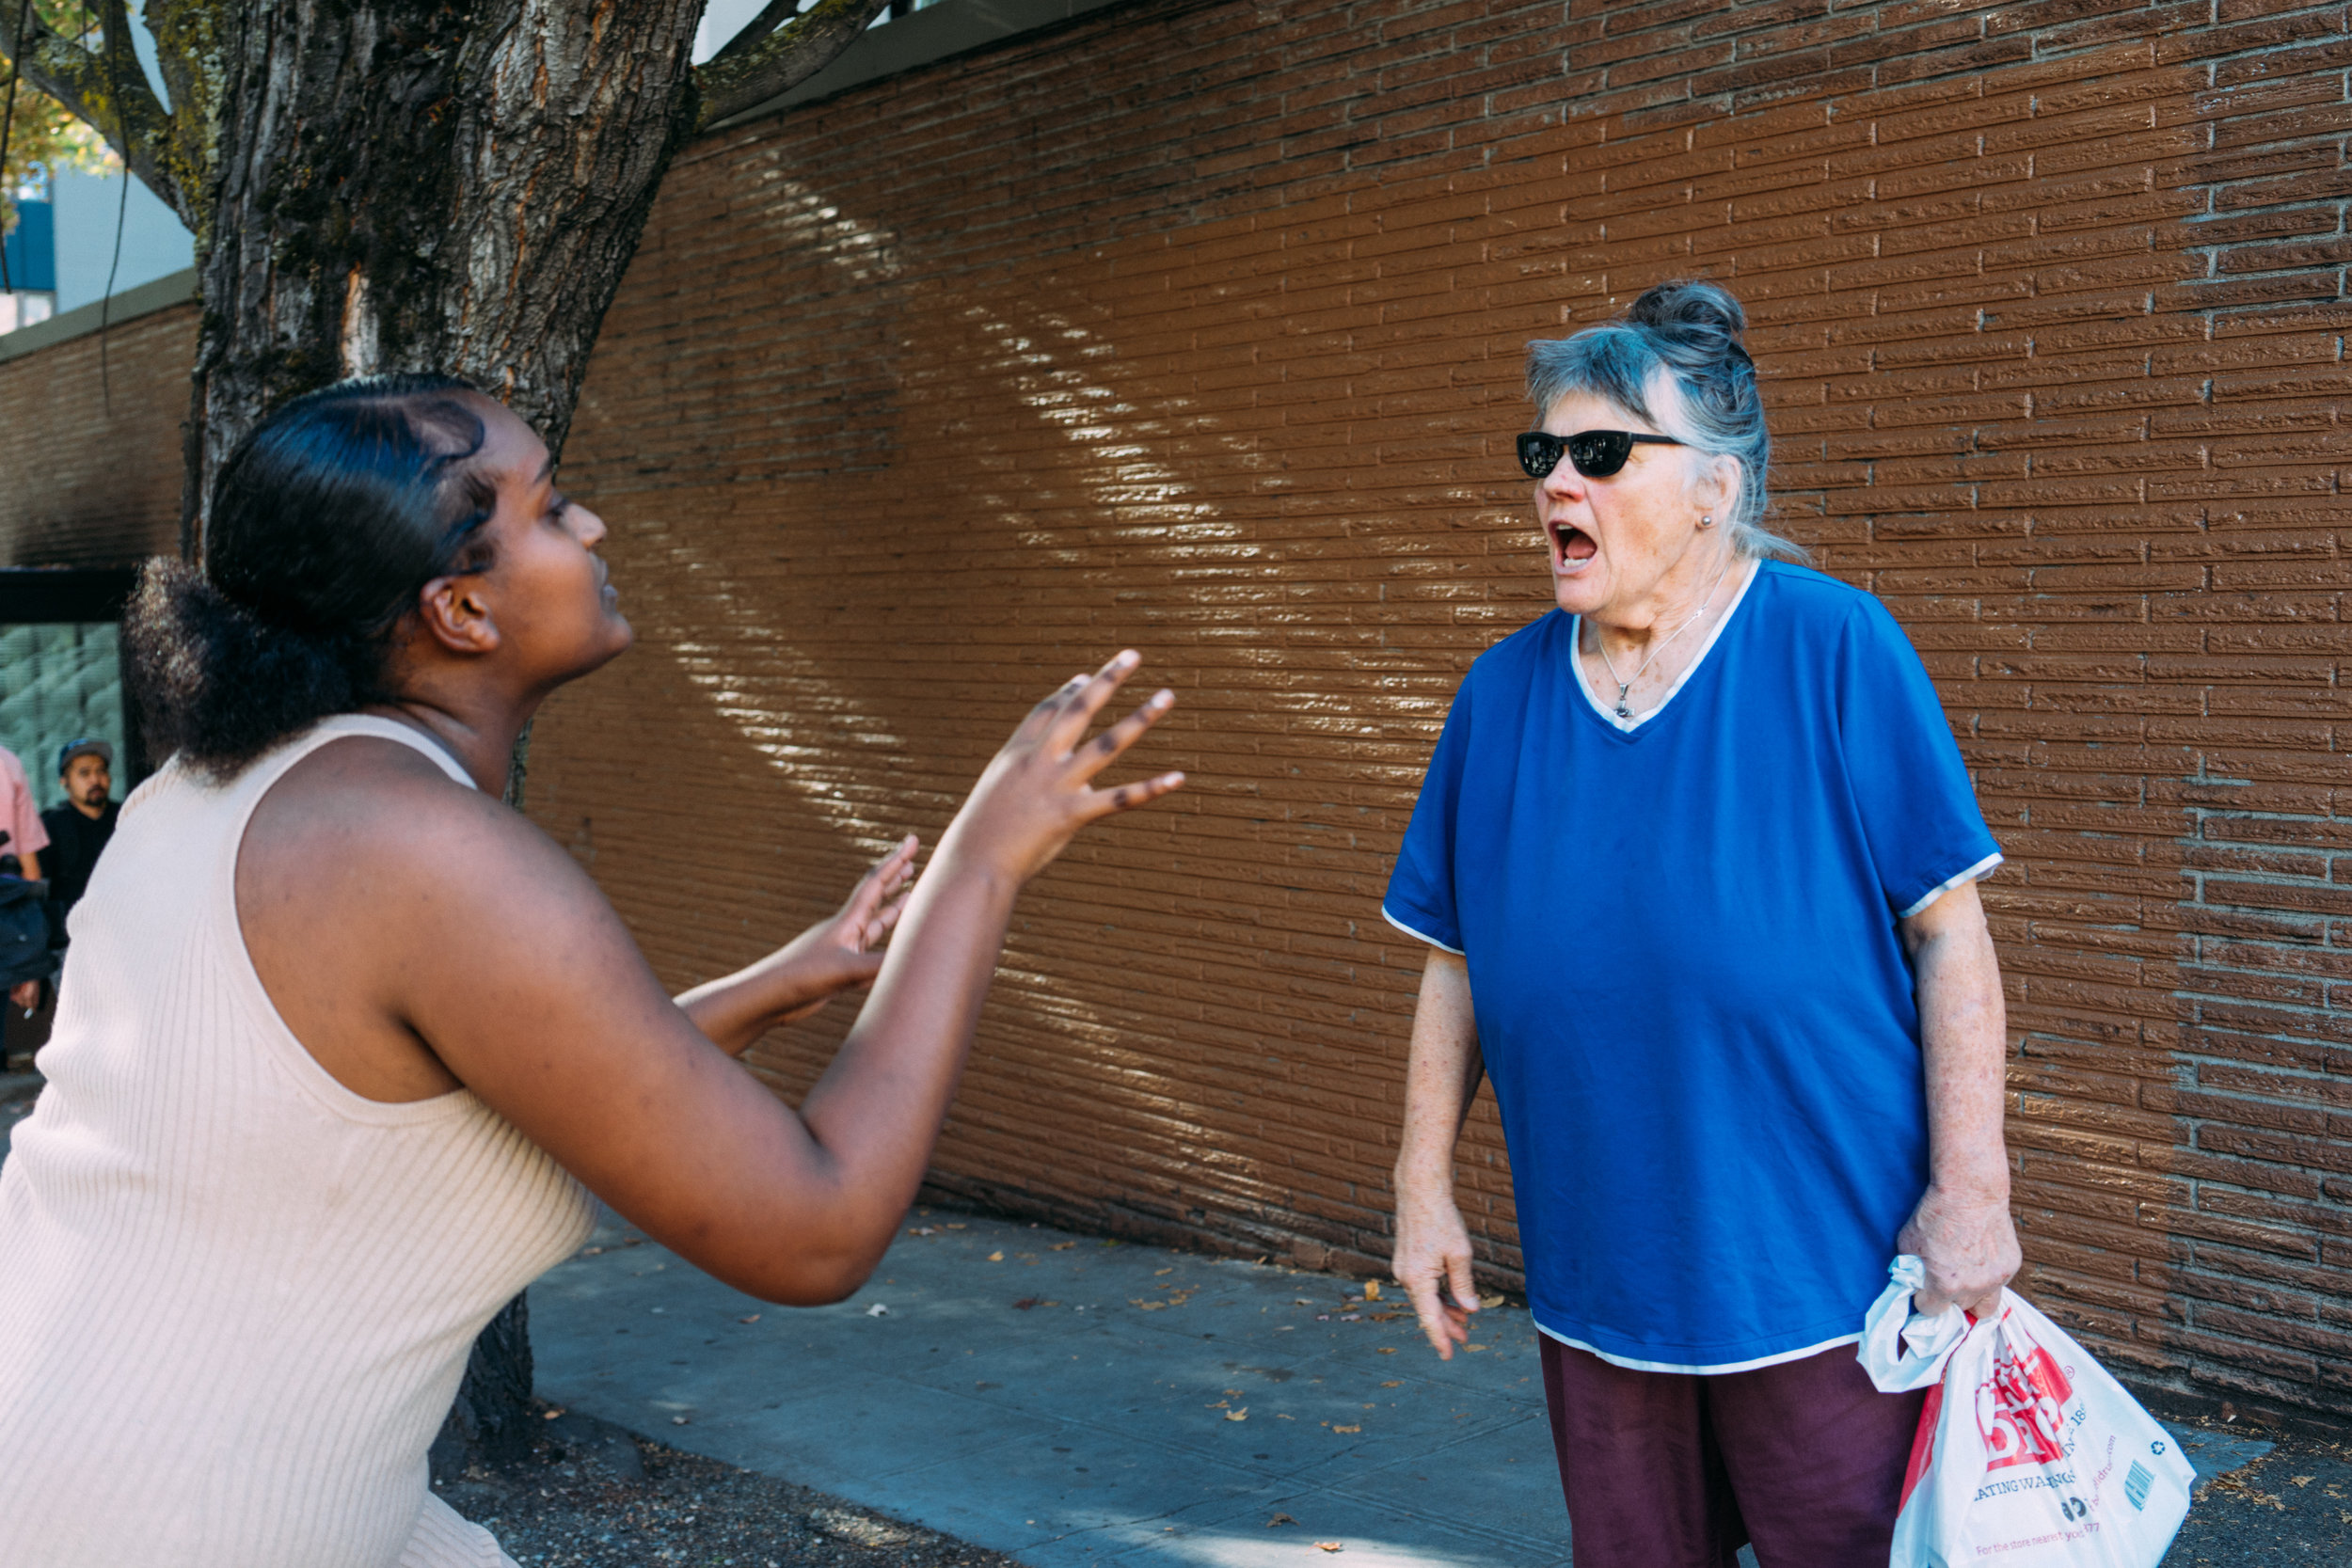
0;1088;2292;1565
533;1210;1573;1568
532;1209;2289;1568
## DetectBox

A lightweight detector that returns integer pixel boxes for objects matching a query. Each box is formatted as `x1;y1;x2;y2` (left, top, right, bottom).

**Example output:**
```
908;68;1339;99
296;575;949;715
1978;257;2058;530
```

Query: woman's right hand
1394;1173;1479;1360
937;650;1184;882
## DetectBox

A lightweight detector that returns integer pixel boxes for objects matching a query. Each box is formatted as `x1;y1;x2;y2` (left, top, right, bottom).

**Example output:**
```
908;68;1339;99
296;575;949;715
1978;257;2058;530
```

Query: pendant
1614;700;1632;719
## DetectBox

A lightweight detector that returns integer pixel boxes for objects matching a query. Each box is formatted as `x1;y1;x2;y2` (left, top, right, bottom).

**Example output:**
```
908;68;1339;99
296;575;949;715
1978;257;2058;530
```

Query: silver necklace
1591;552;1738;719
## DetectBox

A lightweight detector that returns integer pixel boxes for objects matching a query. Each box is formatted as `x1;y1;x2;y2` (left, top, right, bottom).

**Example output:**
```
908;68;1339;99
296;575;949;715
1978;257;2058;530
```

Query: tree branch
706;0;805;68
0;0;183;214
694;0;893;129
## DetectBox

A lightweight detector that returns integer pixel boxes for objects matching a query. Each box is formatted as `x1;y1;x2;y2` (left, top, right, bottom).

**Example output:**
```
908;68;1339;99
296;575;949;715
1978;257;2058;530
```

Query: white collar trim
1570;557;1762;733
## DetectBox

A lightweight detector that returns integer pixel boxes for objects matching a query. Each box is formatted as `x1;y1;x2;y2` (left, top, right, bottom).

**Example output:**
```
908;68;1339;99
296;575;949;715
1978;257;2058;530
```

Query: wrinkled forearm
1908;898;2010;1199
1395;950;1484;1195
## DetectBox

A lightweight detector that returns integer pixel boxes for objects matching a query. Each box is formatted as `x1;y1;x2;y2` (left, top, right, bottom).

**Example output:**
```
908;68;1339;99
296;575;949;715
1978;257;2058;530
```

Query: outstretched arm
273;655;1180;1306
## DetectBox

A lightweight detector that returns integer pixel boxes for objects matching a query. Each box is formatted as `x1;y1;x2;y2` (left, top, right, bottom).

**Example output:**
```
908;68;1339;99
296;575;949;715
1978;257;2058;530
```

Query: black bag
0;876;56;989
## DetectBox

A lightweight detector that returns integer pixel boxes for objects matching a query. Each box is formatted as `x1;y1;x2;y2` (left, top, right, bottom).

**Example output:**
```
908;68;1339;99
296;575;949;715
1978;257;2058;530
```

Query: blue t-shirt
1383;562;2002;1372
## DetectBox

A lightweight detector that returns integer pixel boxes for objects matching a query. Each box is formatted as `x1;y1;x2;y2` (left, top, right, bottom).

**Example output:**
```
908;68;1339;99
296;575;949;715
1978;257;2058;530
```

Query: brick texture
0;305;195;567
531;0;2351;1421
4;0;2345;1421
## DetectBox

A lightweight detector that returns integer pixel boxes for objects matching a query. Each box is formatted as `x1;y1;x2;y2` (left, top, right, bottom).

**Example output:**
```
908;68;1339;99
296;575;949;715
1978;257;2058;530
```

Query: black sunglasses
1518;429;1686;480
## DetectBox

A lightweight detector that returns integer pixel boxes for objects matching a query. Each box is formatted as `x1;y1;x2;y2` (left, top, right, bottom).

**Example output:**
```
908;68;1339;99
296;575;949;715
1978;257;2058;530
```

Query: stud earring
1699;514;1716;529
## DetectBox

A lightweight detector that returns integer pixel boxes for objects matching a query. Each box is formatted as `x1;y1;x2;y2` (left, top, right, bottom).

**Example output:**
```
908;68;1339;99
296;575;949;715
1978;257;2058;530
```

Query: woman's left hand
765;835;921;1024
1898;1182;2021;1319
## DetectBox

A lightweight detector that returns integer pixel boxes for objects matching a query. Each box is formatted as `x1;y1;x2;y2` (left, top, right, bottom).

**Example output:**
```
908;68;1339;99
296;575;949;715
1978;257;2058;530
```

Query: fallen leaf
908;1226;936;1237
1156;1267;1175;1276
1225;1407;1249;1422
579;1246;604;1257
1295;1298;1313;1306
988;1251;1005;1261
1363;1281;1382;1301
1479;1293;1505;1309
945;1223;966;1229
738;1314;762;1324
1013;1297;1041;1310
2292;1476;2314;1487
1051;1241;1076;1251
864;1303;890;1317
1266;1513;1296;1528
1381;1380;1402;1387
1315;1541;1343;1552
671;1416;690;1426
541;1407;565;1419
1466;1344;1487;1353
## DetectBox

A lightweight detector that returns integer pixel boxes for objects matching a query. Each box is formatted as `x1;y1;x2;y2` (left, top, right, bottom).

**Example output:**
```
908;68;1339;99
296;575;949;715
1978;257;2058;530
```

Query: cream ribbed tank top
0;715;597;1568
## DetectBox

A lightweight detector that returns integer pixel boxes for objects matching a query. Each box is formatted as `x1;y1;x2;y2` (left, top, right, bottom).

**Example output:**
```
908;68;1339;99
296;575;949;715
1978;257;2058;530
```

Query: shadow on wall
532;172;1527;1278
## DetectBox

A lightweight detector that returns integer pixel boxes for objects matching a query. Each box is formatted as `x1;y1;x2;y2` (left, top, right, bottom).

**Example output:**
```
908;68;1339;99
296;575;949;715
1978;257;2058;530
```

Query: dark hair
1526;279;1802;561
128;373;501;778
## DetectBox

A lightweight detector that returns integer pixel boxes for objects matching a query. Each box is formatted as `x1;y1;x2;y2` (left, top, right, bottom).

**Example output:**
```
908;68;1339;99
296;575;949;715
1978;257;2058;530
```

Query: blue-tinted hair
1526;281;1804;562
130;373;503;776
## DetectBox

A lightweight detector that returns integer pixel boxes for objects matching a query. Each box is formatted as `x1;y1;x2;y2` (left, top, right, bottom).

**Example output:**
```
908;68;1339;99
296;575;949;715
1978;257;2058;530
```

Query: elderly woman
1385;281;2019;1568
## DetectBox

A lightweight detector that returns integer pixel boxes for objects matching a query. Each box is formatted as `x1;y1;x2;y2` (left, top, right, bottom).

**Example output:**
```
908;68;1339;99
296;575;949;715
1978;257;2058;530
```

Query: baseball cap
56;737;113;775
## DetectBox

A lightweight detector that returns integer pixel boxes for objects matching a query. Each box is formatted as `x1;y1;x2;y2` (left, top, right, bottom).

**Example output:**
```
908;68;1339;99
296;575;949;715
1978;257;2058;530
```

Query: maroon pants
1539;1336;1927;1568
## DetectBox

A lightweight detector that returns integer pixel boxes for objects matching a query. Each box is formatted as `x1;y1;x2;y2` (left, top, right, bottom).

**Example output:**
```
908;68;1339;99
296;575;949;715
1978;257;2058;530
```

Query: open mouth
1550;522;1598;572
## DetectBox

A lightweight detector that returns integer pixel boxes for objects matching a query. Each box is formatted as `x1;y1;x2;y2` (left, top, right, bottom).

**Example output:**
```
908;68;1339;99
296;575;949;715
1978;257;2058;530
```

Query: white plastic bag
1858;1257;2196;1567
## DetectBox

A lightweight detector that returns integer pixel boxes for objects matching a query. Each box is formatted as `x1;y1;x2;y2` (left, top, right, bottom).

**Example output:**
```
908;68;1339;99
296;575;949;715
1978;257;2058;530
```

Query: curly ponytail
126;373;500;780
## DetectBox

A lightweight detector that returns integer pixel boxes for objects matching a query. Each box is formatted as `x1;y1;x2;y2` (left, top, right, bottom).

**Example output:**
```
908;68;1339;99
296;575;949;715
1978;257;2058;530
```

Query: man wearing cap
39;739;117;955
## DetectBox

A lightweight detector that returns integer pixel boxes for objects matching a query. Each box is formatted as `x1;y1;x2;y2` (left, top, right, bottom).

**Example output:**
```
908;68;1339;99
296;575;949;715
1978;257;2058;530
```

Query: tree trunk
179;0;707;1470
173;0;709;549
430;1292;536;1478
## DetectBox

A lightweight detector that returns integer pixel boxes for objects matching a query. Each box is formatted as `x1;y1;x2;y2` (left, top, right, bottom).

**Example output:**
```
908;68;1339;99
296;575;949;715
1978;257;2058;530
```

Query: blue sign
3;200;56;293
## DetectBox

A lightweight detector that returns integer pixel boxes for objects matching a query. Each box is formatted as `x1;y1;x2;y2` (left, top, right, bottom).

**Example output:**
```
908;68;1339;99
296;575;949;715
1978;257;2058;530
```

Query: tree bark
173;0;713;548
429;1292;536;1478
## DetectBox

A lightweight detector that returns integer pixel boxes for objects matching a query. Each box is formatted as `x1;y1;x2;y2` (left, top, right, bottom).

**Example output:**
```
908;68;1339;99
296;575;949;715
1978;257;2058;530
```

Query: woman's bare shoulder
245;732;577;887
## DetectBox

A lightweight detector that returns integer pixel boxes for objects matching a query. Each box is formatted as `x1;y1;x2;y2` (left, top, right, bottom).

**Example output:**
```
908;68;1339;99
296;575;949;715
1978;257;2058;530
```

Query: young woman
0;374;1184;1567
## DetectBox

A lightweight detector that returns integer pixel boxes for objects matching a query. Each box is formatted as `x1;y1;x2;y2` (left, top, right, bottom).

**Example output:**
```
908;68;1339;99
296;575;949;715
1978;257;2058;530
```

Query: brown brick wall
0;304;194;567
532;0;2351;1420
3;0;2343;1423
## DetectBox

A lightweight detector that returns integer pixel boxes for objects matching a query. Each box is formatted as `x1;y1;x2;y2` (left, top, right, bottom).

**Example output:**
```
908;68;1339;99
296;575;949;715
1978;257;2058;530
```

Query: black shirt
39;799;117;945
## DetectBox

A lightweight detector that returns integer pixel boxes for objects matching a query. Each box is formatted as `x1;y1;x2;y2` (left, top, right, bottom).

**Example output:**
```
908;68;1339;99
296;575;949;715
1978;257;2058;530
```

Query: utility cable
93;0;129;413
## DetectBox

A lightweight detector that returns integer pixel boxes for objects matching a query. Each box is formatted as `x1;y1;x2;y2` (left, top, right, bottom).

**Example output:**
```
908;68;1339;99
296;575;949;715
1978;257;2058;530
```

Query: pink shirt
0;748;50;867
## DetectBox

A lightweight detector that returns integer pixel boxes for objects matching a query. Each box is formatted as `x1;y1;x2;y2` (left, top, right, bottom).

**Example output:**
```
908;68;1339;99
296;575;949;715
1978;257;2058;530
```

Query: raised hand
675;835;920;1053
937;650;1184;884
769;834;921;1024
